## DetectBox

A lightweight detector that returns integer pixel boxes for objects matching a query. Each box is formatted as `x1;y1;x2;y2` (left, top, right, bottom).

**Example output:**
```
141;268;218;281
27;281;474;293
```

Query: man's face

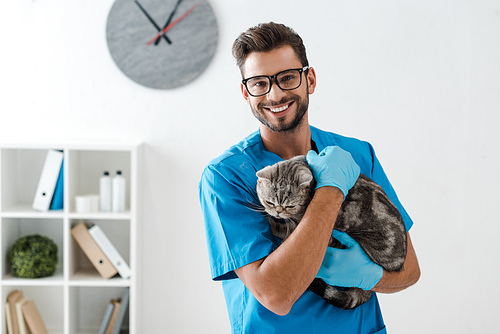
241;46;316;133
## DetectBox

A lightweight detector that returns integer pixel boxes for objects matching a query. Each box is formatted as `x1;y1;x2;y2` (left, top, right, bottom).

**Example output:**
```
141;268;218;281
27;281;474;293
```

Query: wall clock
106;0;218;89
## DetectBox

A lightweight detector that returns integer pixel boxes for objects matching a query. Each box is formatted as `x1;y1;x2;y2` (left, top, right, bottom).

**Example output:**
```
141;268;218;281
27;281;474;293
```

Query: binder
111;288;129;334
5;302;13;334
7;290;24;334
22;300;48;334
105;299;121;334
89;225;131;279
98;302;115;334
33;150;63;211
50;158;64;210
15;296;29;334
71;223;117;279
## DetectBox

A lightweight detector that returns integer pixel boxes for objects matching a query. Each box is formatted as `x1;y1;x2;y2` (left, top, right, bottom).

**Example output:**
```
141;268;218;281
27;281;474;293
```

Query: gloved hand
317;230;383;290
306;146;360;199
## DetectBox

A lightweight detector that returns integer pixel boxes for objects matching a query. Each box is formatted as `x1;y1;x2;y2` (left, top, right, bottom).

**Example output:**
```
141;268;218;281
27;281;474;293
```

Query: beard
250;92;309;133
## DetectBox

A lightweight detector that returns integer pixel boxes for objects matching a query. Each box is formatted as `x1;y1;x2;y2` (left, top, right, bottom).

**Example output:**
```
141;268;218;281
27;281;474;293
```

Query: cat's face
256;156;315;220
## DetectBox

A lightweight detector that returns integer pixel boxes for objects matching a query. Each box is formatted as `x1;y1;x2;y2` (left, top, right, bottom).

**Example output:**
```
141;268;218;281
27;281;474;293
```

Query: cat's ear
257;178;272;190
297;169;314;188
291;155;308;164
256;166;272;181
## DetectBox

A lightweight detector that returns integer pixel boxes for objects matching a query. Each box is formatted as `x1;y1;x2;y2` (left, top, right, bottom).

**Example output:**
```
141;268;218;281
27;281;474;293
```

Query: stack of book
71;222;131;279
33;150;64;212
5;290;48;334
97;288;130;334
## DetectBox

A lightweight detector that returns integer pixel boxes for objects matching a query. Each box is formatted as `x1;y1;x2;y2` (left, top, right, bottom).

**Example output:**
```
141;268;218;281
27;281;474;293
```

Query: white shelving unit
0;143;141;334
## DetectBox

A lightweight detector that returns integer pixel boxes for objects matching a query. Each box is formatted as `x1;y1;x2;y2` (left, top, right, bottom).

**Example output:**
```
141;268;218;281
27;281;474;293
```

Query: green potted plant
9;234;58;278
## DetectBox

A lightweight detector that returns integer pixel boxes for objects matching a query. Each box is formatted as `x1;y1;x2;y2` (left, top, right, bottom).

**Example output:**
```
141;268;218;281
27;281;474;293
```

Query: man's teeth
269;104;289;113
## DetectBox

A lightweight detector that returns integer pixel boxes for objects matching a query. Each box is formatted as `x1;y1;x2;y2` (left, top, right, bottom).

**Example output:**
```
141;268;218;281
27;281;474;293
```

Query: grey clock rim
106;0;218;90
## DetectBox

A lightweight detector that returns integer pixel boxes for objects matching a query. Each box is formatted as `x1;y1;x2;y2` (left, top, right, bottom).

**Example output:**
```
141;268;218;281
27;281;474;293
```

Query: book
88;225;131;279
33;150;63;211
111;288;130;334
105;299;121;334
50;158;64;210
71;223;117;279
98;302;115;334
22;300;48;334
5;302;13;334
7;290;24;334
14;296;29;334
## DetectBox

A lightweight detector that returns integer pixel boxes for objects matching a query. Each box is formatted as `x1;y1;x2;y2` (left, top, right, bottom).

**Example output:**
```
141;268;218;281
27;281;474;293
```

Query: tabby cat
255;155;407;309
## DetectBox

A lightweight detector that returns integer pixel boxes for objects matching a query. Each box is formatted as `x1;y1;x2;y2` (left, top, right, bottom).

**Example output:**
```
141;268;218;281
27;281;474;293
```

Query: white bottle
112;170;126;212
100;171;112;212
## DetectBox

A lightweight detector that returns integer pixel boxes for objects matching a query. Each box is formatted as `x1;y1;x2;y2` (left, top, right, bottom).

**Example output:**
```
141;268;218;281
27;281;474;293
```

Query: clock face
106;0;218;89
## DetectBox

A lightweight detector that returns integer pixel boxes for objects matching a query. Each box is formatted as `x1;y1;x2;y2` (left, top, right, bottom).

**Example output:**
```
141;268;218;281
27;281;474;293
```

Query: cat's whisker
241;201;266;213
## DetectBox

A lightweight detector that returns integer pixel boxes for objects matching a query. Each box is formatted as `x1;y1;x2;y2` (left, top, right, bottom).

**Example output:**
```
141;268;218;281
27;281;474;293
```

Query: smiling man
199;22;420;333
242;54;310;134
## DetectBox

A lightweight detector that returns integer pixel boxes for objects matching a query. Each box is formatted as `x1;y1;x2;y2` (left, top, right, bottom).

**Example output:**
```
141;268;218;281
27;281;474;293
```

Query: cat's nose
276;206;283;213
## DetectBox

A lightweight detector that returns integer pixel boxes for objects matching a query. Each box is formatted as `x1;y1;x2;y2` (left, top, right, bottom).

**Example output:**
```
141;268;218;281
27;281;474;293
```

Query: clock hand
147;2;201;46
155;0;184;46
134;0;172;45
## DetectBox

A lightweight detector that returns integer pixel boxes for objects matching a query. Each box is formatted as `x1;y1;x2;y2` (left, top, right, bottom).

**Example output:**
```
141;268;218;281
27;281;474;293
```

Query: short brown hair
232;22;308;74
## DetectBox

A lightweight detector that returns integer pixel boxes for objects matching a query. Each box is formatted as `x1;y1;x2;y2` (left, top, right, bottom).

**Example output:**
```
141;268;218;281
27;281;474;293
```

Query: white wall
1;0;499;332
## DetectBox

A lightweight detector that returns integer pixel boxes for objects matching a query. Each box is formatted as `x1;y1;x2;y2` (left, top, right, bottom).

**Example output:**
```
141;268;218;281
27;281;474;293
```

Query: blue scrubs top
199;126;413;334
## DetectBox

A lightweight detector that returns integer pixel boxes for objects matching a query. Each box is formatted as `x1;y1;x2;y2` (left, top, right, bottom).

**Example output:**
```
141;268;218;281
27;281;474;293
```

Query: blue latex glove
306;146;360;199
317;230;383;290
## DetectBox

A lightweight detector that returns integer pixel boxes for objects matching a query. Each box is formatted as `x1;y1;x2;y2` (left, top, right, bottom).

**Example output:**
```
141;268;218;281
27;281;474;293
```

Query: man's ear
306;67;317;95
241;83;250;103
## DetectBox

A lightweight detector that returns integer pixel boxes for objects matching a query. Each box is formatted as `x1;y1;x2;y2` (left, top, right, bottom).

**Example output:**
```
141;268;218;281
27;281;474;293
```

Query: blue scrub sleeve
367;143;414;232
199;165;276;281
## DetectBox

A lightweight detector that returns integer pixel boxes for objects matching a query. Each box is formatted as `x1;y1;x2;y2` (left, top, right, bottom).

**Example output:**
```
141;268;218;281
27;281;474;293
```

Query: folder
22;300;48;334
88;225;131;279
7;290;24;334
98;302;115;334
111;288;129;334
15;296;29;334
33;150;63;211
5;302;13;334
50;158;64;210
71;223;117;279
105;299;121;334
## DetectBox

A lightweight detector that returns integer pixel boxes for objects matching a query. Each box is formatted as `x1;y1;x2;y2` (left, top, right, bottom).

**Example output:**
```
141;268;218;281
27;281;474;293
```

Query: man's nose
266;80;286;101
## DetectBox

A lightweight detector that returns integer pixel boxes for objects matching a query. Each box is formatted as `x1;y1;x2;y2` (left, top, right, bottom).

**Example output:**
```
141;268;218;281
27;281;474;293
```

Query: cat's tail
308;278;373;310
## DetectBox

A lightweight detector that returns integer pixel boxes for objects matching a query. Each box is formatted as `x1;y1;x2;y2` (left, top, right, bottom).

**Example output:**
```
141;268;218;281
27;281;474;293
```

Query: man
199;22;420;333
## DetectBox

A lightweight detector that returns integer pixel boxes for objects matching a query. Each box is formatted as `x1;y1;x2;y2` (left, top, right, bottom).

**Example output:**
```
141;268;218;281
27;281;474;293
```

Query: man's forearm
235;187;344;315
371;233;420;293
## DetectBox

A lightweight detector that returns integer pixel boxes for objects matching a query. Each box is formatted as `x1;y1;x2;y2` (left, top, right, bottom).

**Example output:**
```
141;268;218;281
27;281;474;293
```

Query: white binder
32;150;63;211
88;225;131;279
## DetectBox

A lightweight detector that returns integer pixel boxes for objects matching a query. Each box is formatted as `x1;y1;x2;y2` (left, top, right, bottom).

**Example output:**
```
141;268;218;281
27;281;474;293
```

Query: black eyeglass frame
242;66;310;97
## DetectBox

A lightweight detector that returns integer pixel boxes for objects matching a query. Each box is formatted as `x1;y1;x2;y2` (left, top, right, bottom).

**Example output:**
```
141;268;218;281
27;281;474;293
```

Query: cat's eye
265;201;274;206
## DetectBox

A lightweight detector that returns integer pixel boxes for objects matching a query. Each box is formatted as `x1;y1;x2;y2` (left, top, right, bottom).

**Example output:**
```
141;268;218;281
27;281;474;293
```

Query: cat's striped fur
256;155;407;309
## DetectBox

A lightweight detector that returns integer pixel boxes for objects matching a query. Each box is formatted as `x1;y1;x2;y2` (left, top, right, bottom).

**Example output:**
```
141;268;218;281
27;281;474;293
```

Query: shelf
3;286;64;332
2;268;64;286
68;210;132;220
0;144;139;334
69;286;130;333
67;150;132;214
1;148;61;211
0;204;64;218
69;268;130;287
2;217;64;281
0;205;131;220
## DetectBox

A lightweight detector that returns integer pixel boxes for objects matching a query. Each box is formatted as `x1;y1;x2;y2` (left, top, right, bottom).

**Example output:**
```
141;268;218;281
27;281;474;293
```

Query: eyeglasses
242;66;309;97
